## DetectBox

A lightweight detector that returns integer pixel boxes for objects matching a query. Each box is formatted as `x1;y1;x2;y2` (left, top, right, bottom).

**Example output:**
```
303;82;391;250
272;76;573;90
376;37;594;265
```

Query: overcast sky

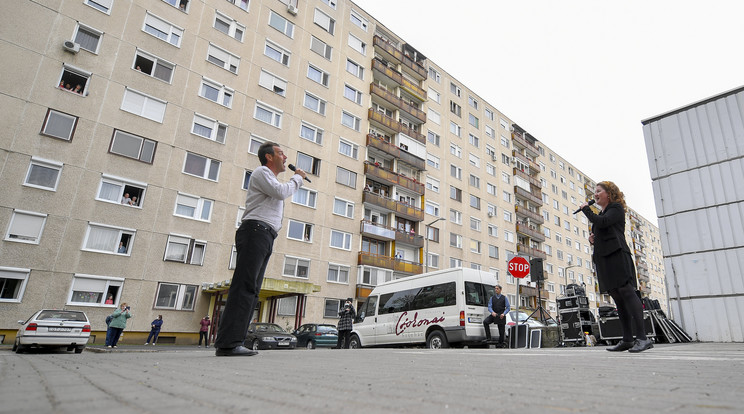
353;0;744;224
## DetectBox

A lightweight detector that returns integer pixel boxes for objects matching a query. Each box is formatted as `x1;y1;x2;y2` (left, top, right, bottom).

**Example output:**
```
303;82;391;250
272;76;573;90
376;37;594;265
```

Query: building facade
0;0;666;344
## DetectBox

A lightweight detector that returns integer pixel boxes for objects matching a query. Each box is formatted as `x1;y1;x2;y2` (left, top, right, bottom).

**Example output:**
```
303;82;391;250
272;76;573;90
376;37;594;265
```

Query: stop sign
508;256;530;279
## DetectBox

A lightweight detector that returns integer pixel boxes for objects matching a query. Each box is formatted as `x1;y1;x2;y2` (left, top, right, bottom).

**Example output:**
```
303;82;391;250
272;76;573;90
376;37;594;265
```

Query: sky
353;0;744;224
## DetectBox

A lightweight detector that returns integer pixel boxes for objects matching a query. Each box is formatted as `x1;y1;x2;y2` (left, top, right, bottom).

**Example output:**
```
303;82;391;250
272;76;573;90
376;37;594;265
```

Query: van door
355;296;378;346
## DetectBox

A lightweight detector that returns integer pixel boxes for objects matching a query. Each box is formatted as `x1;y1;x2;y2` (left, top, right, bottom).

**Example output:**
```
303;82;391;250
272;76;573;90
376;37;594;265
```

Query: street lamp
424;217;444;273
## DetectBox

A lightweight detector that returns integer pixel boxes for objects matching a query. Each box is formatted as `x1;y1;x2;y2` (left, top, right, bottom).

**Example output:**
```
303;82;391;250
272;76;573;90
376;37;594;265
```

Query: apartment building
0;0;665;344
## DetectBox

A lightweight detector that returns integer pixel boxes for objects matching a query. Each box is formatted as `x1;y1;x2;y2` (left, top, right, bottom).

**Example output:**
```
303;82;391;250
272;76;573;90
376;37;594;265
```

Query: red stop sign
508;256;530;279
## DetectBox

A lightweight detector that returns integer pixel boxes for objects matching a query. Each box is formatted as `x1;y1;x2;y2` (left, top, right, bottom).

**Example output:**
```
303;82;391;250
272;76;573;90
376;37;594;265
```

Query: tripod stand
526;279;555;325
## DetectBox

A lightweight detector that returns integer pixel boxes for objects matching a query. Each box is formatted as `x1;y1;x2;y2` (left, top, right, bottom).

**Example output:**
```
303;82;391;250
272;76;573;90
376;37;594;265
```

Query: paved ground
0;342;742;413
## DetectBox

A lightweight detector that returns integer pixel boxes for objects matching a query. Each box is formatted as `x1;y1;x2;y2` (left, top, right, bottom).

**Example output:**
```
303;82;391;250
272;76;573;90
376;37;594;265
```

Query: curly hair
597;181;627;212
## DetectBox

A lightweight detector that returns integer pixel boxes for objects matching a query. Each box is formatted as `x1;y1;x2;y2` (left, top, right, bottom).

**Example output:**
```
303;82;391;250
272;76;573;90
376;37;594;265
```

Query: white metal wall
642;87;744;342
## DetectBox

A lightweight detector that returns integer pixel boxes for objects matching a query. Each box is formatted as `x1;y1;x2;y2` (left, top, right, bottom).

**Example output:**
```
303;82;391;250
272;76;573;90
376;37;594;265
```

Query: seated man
483;285;510;347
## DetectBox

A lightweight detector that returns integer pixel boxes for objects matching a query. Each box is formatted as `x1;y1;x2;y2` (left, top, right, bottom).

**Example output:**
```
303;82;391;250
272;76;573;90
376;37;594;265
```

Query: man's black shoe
628;338;654;353
606;341;635;352
215;345;258;357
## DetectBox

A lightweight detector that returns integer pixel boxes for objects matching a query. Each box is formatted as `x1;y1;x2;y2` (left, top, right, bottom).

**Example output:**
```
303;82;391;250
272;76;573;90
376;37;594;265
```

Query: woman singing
579;181;653;353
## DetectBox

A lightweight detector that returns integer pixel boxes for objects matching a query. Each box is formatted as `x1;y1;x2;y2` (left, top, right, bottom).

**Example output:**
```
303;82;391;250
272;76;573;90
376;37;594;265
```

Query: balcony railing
373;36;428;80
513;167;541;189
368;108;426;144
512;130;540;157
514;186;543;206
517;243;547;260
512;150;539;172
395;229;424;248
364;162;424;195
360;220;396;240
362;190;424;222
370;84;426;123
371;59;426;102
358;251;423;275
516;223;546;242
514;205;544;224
366;134;426;170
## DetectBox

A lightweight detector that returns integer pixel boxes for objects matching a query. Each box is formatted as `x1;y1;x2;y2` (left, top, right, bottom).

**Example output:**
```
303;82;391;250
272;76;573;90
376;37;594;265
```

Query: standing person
336;298;356;349
145;315;163;345
106;303;132;348
579;181;652;353
483;285;510;347
198;315;211;348
213;142;306;357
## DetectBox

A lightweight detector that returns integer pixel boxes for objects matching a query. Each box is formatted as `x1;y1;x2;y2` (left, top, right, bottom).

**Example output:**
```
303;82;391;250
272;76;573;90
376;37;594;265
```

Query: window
163;0;190;11
321;0;337;8
487;183;497;196
469;153;480;167
488;203;497;216
470;217;481;231
310;36;332;59
192;114;227;143
226;0;250;12
502;153;511;165
296;152;321;175
450;186;462;202
485;125;495;138
504;230;514;243
133;50;174;83
426;176;440;193
485;108;495;121
207;43;240;73
348;34;366;54
450;143;462;158
427;130;440;146
164;235;206;265
324;298;342;317
469;133;479;148
277;296;298;316
143;12;183;47
96;174;146;207
254;102;282;127
59;65;90;95
83;223;135;255
214;11;245;41
429;88;441;104
502;172;510;184
503;191;511;203
450;121;461;137
258;70;287;96
450;164;462;180
287;220;313;242
426;253;439;269
269;11;294;37
469;113;479;128
338;138;359;159
200;78;233;107
488;225;498;238
0;267;30;302
24;157;62;191
121;88;166;123
292;187;318;208
265;40;291;65
350;10;368;30
304;92;327;115
344;84;363;105
330;230;352;250
183;152;221;181
154;283;197;310
429;67;441;83
469;175;480;189
450;258;462;268
283;256;310;278
109;130;156;163
450;233;462;248
470;195;481;210
468;96;478;109
426;225;440;242
427;153;440;169
248;136;264;155
307;64;330;86
470;240;481;254
450;101;462;117
333;198;354;218
450;209;462;224
425;201;440;217
41;108;77;141
503;211;512;222
486;163;496;176
174;193;213;221
74;24;102;53
336;167;357;188
450;82;461;97
5;210;46;244
341;111;361;131
85;0;112;14
67;274;123;306
314;8;335;34
300;122;323;145
489;245;499;259
346;59;364;79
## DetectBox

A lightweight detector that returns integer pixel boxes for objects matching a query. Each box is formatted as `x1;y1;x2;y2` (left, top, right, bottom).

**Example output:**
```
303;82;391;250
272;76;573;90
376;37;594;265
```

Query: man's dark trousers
214;221;275;349
483;315;506;344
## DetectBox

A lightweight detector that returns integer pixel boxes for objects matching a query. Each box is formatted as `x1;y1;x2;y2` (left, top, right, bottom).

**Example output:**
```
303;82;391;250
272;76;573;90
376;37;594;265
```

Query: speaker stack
557;285;591;345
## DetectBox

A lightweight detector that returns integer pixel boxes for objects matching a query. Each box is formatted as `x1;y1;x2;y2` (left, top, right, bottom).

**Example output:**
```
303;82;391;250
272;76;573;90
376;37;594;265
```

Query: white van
349;268;498;349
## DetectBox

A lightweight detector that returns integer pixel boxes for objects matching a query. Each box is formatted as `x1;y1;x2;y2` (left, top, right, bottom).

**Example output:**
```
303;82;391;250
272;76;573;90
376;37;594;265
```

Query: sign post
508;256;530;347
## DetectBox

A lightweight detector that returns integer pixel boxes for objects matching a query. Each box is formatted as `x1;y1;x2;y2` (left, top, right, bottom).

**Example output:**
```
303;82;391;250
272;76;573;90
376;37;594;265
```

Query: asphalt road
1;342;742;413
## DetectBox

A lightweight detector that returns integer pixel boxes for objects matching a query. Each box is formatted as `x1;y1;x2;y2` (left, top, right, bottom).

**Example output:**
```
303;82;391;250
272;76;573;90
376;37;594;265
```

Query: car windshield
37;311;87;322
254;324;285;333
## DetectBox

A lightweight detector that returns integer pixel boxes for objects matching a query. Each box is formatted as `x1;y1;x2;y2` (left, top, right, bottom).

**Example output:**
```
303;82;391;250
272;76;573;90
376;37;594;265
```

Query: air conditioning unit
487;212;494;218
287;4;298;15
63;40;80;54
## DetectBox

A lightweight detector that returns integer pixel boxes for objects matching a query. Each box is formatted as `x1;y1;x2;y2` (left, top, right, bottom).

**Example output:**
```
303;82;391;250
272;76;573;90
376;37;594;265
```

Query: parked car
505;311;546;328
293;324;338;349
13;309;91;354
245;323;297;350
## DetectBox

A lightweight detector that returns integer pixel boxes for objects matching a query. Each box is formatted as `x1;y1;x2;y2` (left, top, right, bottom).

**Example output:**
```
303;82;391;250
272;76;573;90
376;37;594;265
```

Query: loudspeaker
529;258;544;282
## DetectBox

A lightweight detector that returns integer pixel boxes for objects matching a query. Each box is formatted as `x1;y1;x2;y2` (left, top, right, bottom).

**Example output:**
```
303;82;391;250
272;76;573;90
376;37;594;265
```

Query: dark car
245;323;297;350
293;324;338;349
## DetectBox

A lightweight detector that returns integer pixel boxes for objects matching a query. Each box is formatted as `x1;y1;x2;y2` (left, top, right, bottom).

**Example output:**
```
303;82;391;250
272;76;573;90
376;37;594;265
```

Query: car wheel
348;334;361;349
11;339;18;352
306;340;315;350
252;339;260;351
75;346;85;354
426;330;449;349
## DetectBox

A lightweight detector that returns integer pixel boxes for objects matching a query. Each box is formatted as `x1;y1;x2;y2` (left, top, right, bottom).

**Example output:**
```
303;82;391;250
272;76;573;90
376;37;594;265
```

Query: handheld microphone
573;200;595;214
288;164;311;183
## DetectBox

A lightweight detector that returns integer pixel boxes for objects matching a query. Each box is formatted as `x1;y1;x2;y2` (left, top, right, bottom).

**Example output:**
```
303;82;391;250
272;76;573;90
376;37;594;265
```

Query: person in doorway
483;285;510;348
579;181;652;353
106;303;132;348
199;315;211;348
213;142;305;357
145;315;163;345
336;298;356;349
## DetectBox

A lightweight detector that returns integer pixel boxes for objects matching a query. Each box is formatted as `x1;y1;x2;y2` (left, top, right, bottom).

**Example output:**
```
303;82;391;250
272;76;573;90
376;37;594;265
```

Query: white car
505;311;546;328
13;309;91;354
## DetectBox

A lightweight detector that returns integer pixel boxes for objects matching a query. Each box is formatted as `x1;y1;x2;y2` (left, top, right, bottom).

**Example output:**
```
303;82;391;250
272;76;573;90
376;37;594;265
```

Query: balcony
514;205;544;225
369;108;426;144
358;251;423;275
373;36;428;80
360;220;395;240
517;243;547;260
370;83;427;123
512;150;539;172
512;130;540;158
364;162;425;195
366;134;426;170
513;167;541;189
395;229;424;248
516;223;546;242
371;59;427;102
514;186;543;206
363;190;424;222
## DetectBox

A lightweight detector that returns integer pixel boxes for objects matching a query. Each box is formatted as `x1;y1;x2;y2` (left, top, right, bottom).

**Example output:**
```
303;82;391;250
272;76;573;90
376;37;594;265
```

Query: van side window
465;282;494;306
379;288;418;315
411;282;456;309
365;296;377;317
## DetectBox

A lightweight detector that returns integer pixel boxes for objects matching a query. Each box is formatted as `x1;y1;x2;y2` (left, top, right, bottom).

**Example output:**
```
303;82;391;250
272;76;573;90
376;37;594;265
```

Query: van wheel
426;330;449;349
349;334;361;349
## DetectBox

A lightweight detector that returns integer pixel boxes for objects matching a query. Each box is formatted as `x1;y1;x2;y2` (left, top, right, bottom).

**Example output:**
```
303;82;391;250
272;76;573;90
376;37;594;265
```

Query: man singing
214;142;306;356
